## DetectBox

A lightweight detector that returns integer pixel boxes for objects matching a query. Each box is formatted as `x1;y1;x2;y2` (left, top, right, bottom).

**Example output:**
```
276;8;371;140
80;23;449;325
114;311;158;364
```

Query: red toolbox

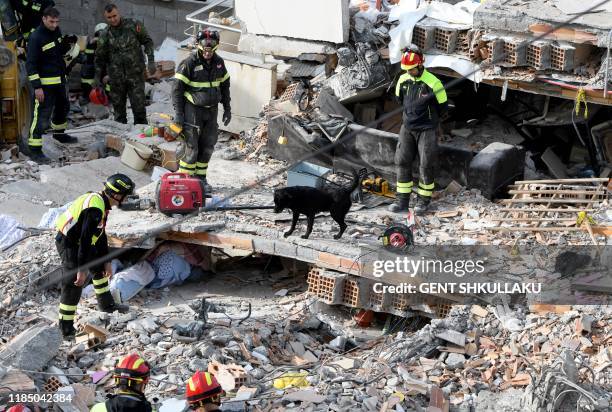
156;173;203;215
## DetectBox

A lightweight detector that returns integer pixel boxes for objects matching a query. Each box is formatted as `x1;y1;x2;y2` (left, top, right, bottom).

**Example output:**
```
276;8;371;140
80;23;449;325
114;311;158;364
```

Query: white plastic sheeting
38;203;70;230
388;0;481;64
424;53;483;83
0;215;25;250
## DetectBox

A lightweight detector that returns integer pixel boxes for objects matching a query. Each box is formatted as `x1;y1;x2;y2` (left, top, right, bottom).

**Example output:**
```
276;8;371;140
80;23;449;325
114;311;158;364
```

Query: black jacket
61;194;110;271
173;52;231;119
26;23;70;89
11;0;55;38
395;69;448;130
92;392;153;412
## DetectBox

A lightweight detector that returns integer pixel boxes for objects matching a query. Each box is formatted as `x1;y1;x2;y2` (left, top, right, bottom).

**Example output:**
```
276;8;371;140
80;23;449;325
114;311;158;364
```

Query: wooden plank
499;199;602;204
490;218;576;222
507;189;605;196
489;226;612;233
530;304;572;314
164;231;254;251
513;178;609;184
498;208;594;213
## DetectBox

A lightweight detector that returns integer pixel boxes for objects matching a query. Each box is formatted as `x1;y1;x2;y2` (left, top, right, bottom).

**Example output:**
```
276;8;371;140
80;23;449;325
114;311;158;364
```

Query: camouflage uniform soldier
94;3;155;125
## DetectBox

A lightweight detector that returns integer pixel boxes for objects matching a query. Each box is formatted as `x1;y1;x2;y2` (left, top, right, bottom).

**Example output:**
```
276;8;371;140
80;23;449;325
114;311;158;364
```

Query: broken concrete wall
54;0;202;44
235;0;349;44
216;51;278;134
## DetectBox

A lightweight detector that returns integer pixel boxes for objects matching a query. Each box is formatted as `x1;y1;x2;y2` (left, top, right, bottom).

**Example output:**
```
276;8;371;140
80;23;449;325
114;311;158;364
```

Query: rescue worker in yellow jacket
172;29;231;194
55;174;134;339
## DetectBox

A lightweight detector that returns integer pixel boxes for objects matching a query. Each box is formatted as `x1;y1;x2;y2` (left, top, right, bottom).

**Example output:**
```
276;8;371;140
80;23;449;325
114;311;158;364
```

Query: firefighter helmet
186;371;223;407
7;406;32;412
94;22;108;35
89;87;109;106
104;174;135;197
196;29;220;53
401;50;424;70
113;354;150;390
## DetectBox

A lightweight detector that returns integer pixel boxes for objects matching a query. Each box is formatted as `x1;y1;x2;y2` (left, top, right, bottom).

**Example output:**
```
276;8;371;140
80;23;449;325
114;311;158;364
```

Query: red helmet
113;354;151;390
186;371;223;407
196;29;220;53
89;87;109;106
7;406;32;412
401;50;423;70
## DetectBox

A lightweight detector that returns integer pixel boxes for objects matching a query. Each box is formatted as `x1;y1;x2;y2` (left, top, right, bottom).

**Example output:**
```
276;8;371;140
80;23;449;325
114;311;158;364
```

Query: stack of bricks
434;27;458;54
500;37;527;67
307;267;345;305
526;41;552;70
43;376;64;393
208;361;247;391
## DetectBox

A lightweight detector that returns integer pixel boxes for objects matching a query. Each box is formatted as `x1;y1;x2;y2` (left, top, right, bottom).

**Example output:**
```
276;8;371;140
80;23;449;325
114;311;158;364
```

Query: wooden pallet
488;178;610;236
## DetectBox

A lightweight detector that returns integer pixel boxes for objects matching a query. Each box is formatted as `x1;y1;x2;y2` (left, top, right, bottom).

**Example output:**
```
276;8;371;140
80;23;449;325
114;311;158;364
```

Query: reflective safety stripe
396;181;413;194
205;371;212;385
51;121;68;130
85;48;95;54
92;277;109;286
42;41;56;51
60;303;77;311
95;285;110;294
175;72;227;88
418;181;435;190
55;193;106;239
29;100;42;147
81;78;95;85
28;73;40;81
40;76;62;85
179;161;196;170
395;73;412;97
59;313;75;320
133;358;145;369
195;169;207;176
196;162;208;168
184;91;194;104
416;188;433;197
105;84;111;92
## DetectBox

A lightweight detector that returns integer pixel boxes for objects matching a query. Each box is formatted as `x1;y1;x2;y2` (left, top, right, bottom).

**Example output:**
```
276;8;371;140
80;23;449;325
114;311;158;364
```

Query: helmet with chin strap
196;29;220;56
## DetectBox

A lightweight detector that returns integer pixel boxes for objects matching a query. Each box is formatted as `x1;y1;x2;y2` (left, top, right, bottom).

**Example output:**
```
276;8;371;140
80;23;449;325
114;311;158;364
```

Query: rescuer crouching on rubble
186;371;225;411
90;354;153;411
388;47;449;214
172;29;232;195
55;174;134;339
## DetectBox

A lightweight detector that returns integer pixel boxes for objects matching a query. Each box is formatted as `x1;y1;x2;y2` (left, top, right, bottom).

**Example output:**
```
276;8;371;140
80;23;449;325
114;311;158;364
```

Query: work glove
147;60;157;75
222;107;231;126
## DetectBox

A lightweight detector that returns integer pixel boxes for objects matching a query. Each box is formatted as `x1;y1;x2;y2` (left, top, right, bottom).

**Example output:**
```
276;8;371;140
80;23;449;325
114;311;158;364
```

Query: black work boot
59;320;76;340
199;176;212;195
97;292;129;314
28;149;51;164
414;196;432;214
53;132;78;144
388;194;410;213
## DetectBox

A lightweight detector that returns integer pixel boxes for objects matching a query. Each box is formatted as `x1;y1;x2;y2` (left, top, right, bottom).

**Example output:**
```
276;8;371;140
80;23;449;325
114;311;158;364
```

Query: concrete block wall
53;0;204;46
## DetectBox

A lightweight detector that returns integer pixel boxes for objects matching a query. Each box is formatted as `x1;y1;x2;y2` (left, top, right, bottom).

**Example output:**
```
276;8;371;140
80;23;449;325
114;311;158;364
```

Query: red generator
156;173;203;215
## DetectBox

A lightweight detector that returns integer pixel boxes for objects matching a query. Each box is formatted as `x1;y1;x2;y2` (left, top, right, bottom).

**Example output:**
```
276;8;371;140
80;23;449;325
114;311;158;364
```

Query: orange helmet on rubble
113;354;151;389
401;50;424;70
186;371;223;407
89;87;109;106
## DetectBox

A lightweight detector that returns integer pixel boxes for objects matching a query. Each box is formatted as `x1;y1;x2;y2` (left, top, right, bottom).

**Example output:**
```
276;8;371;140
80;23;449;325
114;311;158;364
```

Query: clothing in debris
172;51;230;179
95;18;154;124
25;22;70;150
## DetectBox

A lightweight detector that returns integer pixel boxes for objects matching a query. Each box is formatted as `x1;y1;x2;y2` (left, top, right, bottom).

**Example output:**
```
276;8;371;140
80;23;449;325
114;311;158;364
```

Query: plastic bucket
121;141;153;171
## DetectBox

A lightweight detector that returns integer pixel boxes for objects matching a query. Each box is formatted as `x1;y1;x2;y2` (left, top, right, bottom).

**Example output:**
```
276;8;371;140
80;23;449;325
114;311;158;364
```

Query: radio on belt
156;173;203;215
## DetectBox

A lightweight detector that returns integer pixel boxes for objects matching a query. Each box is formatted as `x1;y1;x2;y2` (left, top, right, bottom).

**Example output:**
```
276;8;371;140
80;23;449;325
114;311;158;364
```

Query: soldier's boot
199;176;212;199
414;195;432;214
97;292;129;314
59;320;76;340
388;193;410;213
26;147;51;164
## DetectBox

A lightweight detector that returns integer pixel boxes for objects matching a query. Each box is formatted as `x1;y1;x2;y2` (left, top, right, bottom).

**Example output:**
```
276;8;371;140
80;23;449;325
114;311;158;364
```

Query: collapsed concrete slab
0;324;61;370
217;51;278;134
238;33;337;59
235;0;349;44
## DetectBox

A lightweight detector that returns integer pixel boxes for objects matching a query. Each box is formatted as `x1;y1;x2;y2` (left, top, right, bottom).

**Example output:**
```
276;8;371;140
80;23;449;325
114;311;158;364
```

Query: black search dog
273;172;360;240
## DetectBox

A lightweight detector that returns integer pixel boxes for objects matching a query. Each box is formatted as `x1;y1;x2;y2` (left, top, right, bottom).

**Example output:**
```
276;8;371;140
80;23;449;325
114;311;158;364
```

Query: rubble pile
0;265;610;411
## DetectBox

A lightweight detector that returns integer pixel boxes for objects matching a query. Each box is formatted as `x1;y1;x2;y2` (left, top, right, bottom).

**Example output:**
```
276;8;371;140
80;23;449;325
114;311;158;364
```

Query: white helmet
94;23;108;34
